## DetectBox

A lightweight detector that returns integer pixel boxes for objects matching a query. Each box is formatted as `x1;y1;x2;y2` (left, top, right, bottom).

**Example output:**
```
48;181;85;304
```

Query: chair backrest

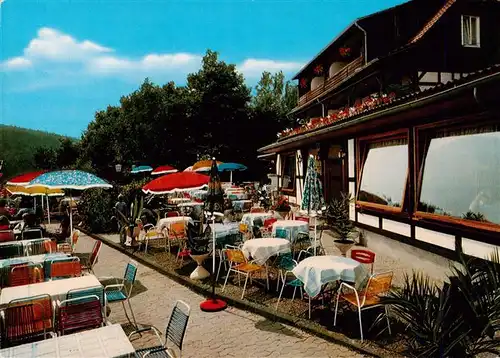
295;216;310;224
167;211;180;218
263;218;277;228
4;303;36;346
67;285;105;305
21;228;43;240
165;300;191;352
276;253;296;271
274;228;290;240
50;260;81;280
58;295;103;335
250;207;265;213
9;264;43;287
169;222;186;237
6;294;53;342
123;260;138;296
71;230;80;249
225;249;247;264
364;271;393;300
28;239;50;256
351;249;375;264
0;229;15;242
44;240;57;253
0;243;22;259
88;240;102;268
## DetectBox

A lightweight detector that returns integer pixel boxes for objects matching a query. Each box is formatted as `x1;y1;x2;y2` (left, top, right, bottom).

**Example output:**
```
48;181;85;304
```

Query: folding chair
130;300;191;358
9;263;43;287
49;259;82;280
79;240;102;274
57;295;104;335
351;249;376;274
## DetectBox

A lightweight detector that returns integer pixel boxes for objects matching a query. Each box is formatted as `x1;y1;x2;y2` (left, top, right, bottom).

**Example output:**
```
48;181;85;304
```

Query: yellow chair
334;271;393;342
222;249;268;299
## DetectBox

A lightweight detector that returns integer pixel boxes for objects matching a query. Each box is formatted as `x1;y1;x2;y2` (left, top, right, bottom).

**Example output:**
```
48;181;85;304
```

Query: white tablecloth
292;255;368;297
228;193;248;200
207;223;240;239
272;220;309;242
157;216;193;232
240;212;273;228
0;324;134;358
232;200;252;211
0;252;68;268
242;238;291;265
0;275;102;307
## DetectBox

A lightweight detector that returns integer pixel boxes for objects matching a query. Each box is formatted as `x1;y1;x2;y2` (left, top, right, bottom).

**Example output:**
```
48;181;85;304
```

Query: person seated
0;216;14;242
50;212;71;243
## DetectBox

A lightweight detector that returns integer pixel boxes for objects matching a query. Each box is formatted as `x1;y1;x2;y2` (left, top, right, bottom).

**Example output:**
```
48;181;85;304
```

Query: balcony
297;55;364;108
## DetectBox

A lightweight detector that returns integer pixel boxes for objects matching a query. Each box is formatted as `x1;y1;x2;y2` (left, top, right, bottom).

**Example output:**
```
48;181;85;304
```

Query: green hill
0;125;71;180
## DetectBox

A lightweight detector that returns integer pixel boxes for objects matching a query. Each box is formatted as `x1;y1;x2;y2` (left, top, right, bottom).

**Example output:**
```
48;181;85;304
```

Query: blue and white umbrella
131;165;153;174
27;170;112;233
217;162;247;184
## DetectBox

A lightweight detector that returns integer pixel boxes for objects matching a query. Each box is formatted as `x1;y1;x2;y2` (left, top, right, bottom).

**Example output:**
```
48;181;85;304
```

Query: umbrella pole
34;196;36;210
69;191;73;236
47;195;51;225
212;216;216;299
230;171;233;185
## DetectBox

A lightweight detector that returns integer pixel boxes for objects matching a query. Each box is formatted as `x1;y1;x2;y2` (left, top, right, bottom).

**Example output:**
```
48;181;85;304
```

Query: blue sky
1;0;404;138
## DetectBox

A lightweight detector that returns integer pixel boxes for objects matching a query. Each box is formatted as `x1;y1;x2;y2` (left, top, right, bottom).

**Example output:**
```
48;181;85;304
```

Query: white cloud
237;58;303;78
2;27;303;89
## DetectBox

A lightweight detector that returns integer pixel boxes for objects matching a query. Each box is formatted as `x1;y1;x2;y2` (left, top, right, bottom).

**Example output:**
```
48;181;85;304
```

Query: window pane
359;140;408;207
470;17;478;45
282;155;295;190
419;131;500;225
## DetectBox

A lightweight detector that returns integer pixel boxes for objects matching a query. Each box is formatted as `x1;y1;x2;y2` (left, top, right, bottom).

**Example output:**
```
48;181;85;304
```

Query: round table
272;220;309;242
292;255;368;297
242;238;291;265
168;198;191;205
228;193;248;200
240;212;273;228
157;216;193;232
232;200;252;212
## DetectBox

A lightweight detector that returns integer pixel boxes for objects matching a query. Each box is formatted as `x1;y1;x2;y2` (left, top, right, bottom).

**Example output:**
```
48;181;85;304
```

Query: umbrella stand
200;212;227;312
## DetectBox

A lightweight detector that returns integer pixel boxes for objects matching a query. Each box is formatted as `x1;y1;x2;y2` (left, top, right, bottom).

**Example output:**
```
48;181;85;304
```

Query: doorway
322;144;346;203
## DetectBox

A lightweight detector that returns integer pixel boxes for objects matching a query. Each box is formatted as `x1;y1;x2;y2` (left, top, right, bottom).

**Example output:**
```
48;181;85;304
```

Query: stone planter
189;253;210;280
334;240;355;257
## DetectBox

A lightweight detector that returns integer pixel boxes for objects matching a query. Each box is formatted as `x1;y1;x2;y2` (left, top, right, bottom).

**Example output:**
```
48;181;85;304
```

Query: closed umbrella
142;172;209;194
301;155;326;255
218;162;247;184
27;170;113;234
151;165;178;175
200;158;227;312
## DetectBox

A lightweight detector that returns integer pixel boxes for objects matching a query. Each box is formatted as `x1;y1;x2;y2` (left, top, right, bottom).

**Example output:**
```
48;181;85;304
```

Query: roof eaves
409;0;456;44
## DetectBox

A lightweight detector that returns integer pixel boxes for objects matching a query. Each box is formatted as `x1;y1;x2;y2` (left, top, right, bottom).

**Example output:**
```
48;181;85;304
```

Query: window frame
356;129;410;215
414;118;500;233
280;152;296;195
461;15;481;48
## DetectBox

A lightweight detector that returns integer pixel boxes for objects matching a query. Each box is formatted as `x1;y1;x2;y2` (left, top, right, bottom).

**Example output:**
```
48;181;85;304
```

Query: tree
33;146;57;170
55;138;79;169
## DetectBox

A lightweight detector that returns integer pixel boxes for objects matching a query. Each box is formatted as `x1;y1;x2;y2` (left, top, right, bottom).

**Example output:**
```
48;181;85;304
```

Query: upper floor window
461;15;480;47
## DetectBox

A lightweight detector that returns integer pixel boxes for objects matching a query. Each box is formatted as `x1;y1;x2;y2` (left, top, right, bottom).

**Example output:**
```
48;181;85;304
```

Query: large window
461;15;480;48
281;153;296;192
418;126;500;226
358;138;408;209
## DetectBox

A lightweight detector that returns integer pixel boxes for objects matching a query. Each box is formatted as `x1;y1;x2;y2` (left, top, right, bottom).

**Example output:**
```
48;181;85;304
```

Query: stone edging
80;228;404;358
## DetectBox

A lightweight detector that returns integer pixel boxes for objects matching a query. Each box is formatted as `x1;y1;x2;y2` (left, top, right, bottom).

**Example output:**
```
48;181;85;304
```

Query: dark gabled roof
291;1;412;80
409;0;456;43
260;64;500;153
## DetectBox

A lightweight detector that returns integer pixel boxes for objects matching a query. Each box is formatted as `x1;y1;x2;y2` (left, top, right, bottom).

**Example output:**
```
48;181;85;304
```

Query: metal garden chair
130;300;191;358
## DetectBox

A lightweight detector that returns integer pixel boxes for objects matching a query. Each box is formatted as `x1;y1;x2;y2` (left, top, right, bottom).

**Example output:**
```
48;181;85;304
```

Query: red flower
313;64;323;75
300;78;308;88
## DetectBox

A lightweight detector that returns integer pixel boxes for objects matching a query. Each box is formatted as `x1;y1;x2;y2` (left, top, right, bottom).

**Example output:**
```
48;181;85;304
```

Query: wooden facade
258;0;500;260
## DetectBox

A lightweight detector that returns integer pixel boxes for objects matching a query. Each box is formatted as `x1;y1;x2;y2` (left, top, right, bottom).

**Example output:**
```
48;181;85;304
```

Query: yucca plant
114;196;145;245
379;251;500;357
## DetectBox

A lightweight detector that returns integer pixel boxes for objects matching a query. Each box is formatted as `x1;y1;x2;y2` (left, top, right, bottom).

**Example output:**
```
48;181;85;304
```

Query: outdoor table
191;190;208;201
242;238;291;265
8;220;22;229
232;200;252;212
157;216;193;232
292;255;368;297
272;220;309;243
0;274;102;308
228;192;248;200
177;202;204;207
0;324;135;357
206;222;241;248
240;212;273;228
0;238;52;257
168;197;191;205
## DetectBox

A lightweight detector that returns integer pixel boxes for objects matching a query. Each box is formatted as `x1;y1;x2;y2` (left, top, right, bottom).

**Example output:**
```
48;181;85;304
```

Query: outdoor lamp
115;164;122;173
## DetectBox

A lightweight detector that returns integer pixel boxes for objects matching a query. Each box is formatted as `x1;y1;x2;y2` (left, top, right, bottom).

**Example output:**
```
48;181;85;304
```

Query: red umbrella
142;172;209;194
6;170;47;186
151;165;178;176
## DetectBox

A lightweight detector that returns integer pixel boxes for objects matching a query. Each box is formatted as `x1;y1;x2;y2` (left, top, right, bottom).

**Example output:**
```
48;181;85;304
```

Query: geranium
313;64;324;75
300;78;308;89
271;196;291;212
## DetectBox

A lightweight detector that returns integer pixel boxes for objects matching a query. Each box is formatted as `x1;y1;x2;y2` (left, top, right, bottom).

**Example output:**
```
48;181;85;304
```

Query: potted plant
114;196;145;247
326;192;357;256
271;196;291;219
187;218;211;280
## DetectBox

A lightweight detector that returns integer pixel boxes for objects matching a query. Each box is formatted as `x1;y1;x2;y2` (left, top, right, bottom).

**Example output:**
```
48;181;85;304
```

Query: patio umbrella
301;155;326;255
218;162;247;184
131;165;153;174
184;166;193;172
27;170;113;233
6;170;47;186
142;172;209;194
151;165;178;175
200;158;227;312
192;160;222;172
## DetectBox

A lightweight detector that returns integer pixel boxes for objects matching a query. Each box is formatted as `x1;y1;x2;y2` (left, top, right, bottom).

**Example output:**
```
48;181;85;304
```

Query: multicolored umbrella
6;170;47;186
142;172;209;194
27;170;113;190
151;165;178;175
131;165;153;174
206;158;224;214
192;160;222;172
5;184;64;197
301;155;326;255
217;162;247;184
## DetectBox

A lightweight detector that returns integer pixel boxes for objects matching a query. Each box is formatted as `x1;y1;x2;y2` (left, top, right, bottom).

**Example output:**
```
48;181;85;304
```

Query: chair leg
308;297;312;319
333;293;340;326
127;299;138;329
222;268;231;292
385;306;392;335
241;273;250;300
357;306;364;342
265;266;269;291
275;281;286;311
292;286;297;301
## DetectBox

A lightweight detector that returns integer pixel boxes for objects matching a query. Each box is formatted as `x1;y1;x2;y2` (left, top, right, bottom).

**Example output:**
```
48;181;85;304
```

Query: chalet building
258;0;500;260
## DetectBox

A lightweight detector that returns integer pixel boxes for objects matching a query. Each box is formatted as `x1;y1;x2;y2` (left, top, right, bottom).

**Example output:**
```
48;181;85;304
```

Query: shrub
78;188;116;233
119;179;149;205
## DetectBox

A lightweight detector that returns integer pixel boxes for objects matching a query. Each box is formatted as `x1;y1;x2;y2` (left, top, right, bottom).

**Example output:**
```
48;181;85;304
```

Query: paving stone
75;233;369;357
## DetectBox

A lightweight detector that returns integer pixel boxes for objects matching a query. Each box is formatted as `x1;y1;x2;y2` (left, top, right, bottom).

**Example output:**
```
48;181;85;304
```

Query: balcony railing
297;55;364;108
